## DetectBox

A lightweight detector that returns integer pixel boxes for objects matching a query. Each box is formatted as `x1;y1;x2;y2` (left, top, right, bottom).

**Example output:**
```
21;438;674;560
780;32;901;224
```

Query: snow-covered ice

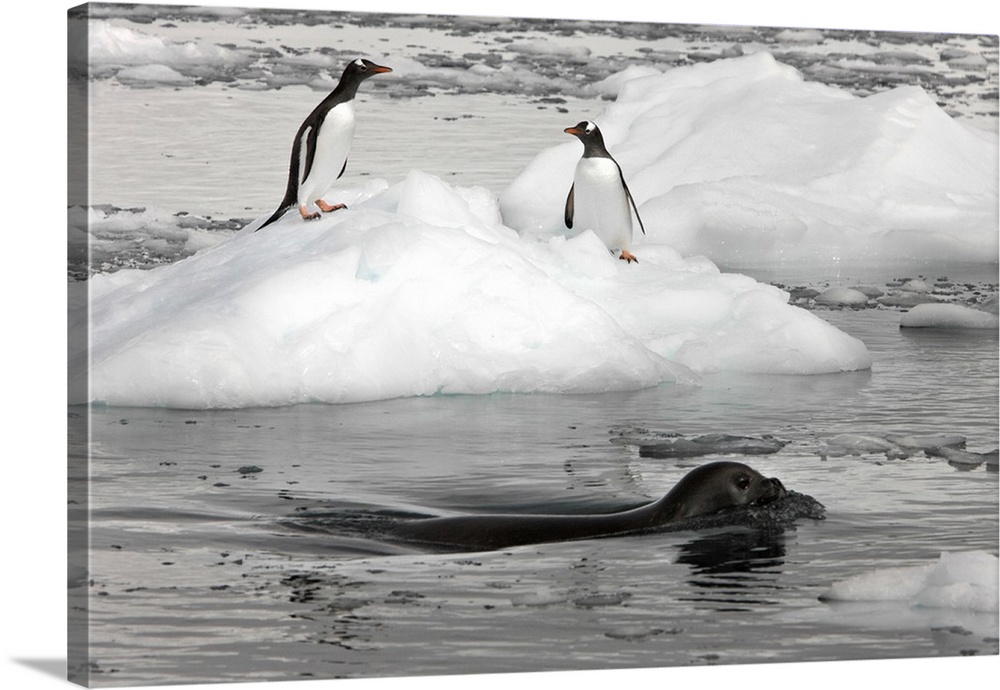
501;52;998;267
71;168;872;409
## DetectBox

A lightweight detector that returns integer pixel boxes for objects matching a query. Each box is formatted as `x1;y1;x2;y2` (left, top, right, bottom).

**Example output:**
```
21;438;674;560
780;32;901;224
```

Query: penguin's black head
564;120;602;140
342;58;393;83
564;120;610;157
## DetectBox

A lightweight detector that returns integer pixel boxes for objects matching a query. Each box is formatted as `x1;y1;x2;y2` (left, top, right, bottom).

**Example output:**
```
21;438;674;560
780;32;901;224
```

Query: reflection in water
676;528;788;611
279;571;378;653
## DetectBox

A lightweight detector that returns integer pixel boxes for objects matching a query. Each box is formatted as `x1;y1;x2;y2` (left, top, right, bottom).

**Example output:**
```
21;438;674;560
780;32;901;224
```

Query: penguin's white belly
298;102;355;205
572;157;633;252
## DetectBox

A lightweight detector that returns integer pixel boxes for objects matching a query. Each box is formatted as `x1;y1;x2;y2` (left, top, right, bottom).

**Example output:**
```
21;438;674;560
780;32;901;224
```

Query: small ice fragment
821;551;999;613
900;303;1000;329
824;434;896;455
928;446;998;469
884;434;965;450
639;433;787;458
814;287;870;307
899;279;931;293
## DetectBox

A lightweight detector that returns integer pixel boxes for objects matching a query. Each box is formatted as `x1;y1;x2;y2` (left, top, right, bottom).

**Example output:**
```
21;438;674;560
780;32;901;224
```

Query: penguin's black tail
254;204;293;232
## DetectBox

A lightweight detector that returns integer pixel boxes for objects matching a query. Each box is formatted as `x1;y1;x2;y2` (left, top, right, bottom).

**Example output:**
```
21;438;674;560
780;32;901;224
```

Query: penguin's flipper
564;184;575;229
337;158;348;180
618;168;646;235
300;124;319;184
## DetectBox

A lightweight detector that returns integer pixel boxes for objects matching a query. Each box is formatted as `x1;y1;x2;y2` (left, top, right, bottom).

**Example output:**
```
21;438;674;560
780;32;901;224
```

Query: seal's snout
768;477;787;498
750;476;786;506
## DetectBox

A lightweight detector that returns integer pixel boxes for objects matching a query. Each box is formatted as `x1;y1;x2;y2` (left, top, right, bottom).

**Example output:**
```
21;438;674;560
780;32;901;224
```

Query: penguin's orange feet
619;250;638;264
316;199;347;213
299;205;321;220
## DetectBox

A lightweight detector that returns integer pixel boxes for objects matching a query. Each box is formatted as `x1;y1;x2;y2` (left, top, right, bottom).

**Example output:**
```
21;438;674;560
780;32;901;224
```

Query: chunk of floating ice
823;433;897;455
814;287;870;307
821;432;995;466
884;433;966;450
637;433;788;458
821;551;999;613
899;303;1000;329
115;63;195;87
83;21;254;77
926;446;998;469
898;279;931;293
878;293;940;308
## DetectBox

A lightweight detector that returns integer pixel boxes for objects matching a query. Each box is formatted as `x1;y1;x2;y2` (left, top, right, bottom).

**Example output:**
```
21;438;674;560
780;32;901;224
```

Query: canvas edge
67;3;92;687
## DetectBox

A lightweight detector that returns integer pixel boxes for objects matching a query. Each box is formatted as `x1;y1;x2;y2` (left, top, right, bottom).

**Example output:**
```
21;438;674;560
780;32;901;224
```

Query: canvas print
67;2;998;687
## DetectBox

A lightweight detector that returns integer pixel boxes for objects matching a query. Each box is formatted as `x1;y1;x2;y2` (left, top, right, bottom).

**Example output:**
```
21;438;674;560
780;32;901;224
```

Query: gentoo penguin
256;58;392;232
564;121;645;263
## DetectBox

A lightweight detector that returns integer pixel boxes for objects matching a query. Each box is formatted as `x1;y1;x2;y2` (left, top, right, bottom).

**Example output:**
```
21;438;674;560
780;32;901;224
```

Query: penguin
563;120;645;263
255;58;392;232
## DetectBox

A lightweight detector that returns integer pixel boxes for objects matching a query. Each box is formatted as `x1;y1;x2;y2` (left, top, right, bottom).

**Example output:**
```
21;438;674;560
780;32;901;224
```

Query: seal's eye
736;475;751;491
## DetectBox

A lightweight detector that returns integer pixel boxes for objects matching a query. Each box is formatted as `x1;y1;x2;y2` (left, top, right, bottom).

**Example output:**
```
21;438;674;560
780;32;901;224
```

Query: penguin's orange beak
370;64;393;74
564;126;583;136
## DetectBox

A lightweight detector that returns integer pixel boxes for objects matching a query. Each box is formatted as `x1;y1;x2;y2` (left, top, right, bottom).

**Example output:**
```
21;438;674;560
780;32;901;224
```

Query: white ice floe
114;64;195;87
821;433;898;456
884;433;967;450
821;551;999;614
68;205;234;276
501;52;998;266
814;287;870;307
77;21;253;80
900;303;1000;329
819;432;998;467
71;170;871;409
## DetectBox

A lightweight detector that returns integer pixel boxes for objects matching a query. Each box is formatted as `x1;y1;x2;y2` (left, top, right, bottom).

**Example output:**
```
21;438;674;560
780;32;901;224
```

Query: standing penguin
563;121;645;263
256;58;392;232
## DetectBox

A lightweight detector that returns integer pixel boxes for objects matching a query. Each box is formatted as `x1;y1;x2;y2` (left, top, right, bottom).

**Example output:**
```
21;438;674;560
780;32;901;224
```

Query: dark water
71;306;998;686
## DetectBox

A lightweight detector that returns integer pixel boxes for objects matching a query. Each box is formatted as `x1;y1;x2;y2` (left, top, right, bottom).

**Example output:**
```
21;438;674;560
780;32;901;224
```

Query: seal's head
661;461;786;521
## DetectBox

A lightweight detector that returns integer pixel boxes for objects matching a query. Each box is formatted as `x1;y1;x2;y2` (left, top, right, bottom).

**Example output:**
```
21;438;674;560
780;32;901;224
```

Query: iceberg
500;52;998;267
71;170;871;409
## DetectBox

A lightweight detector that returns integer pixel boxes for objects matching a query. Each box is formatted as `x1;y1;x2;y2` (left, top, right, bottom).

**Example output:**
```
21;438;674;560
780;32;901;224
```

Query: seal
388;461;786;550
